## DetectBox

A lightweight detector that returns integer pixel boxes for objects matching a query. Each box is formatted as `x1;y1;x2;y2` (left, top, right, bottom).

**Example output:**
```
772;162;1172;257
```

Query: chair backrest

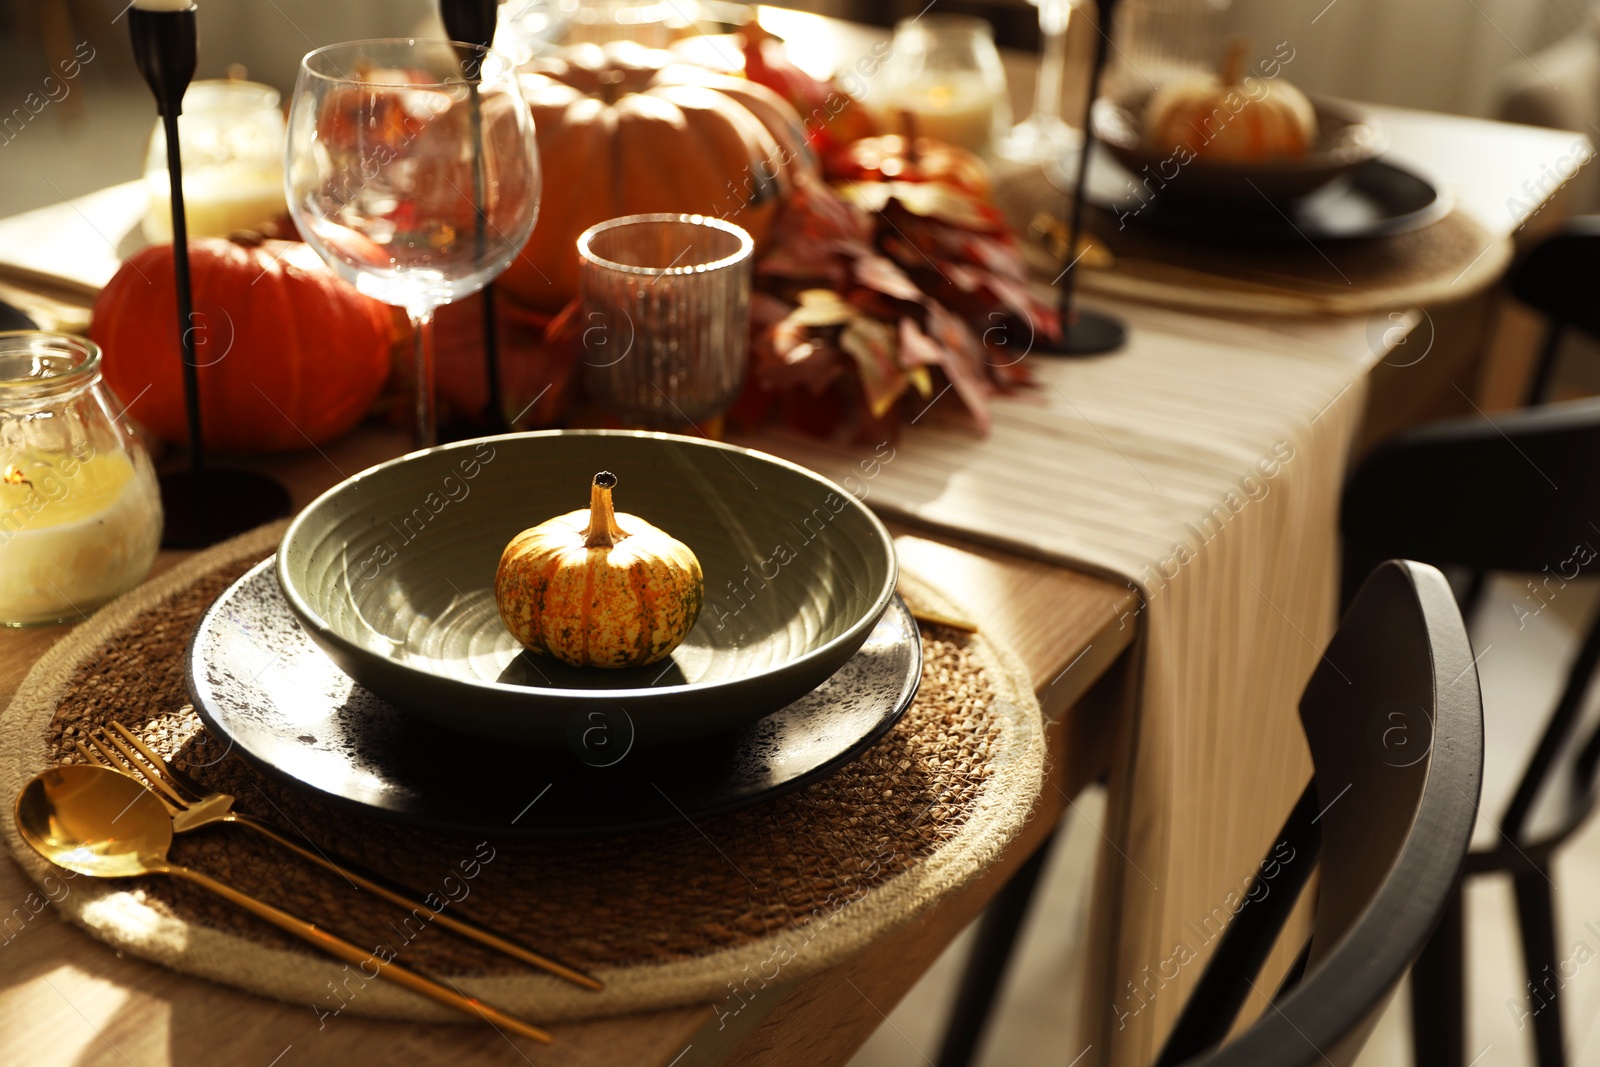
1341;398;1600;844
1155;560;1483;1067
1506;217;1600;341
1504;218;1600;403
1342;397;1600;598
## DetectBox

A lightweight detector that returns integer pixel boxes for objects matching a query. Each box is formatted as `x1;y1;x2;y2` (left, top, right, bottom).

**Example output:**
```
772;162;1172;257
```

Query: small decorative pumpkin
499;41;811;311
1143;39;1317;162
823;132;991;200
90;234;395;452
496;471;703;668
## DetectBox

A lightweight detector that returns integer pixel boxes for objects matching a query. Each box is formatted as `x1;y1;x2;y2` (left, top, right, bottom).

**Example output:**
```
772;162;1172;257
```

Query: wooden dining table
0;8;1587;1067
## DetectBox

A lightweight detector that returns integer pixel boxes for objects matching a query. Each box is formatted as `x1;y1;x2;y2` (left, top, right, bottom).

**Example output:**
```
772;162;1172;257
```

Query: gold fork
77;720;601;991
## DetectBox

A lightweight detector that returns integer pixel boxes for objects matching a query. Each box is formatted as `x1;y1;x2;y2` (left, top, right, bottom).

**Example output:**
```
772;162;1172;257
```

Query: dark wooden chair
1341;397;1600;1067
1505;216;1600;406
935;559;1484;1067
1430;220;1598;616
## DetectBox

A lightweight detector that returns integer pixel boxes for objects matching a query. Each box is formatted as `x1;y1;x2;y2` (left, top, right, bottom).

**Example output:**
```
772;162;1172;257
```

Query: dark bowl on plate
1092;90;1387;204
277;430;898;747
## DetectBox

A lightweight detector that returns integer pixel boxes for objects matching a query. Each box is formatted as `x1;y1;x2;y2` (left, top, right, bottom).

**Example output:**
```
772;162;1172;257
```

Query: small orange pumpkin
824;133;991;200
495;471;703;668
1143;40;1316;162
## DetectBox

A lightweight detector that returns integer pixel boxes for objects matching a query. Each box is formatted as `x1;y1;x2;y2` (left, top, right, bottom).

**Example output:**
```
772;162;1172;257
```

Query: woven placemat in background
0;523;1045;1023
993;163;1512;315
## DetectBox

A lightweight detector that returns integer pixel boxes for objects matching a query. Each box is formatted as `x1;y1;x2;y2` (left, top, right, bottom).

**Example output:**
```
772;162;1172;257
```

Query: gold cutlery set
13;722;592;1042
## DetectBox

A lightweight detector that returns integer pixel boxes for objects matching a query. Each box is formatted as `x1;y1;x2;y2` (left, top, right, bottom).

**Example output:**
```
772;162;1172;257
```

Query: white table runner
745;300;1375;1066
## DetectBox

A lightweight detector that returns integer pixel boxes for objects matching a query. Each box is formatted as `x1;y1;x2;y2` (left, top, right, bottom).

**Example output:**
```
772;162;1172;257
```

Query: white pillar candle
884;73;1004;155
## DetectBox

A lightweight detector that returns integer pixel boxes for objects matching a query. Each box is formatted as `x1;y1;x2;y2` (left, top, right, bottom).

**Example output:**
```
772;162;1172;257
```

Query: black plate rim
0;305;40;331
1082;151;1453;244
184;559;924;837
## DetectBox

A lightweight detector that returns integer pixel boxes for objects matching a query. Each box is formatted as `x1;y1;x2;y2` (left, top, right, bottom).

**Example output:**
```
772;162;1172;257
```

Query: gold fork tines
109;721;199;794
82;730;189;808
77;720;603;992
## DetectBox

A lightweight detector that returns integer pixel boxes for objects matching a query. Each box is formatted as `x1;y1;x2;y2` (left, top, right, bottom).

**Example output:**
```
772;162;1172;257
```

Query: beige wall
193;0;435;93
1224;0;1569;116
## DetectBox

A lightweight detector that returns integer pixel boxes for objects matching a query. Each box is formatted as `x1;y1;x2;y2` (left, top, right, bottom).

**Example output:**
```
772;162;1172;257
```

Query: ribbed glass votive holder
577;213;754;428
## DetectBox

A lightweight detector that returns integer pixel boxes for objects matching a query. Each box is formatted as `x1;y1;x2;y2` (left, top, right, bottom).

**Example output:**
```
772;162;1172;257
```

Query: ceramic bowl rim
1091;91;1389;177
276;429;899;702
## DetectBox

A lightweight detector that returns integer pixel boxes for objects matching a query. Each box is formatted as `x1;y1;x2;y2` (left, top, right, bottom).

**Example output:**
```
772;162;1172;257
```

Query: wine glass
493;0;576;67
286;39;540;446
999;0;1077;164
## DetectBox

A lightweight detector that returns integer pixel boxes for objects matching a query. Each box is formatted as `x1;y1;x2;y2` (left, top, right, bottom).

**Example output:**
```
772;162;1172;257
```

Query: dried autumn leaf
985;274;1052;331
965;232;1036;279
839;314;908;418
765;319;846;395
853;252;926;304
787;288;858;327
758;242;851;288
898;315;944;368
921;302;995;433
839;180;1004;232
944;262;986;294
787;172;875;242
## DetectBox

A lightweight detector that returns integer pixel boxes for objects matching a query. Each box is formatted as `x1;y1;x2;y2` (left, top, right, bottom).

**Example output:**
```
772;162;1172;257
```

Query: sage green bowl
276;431;898;747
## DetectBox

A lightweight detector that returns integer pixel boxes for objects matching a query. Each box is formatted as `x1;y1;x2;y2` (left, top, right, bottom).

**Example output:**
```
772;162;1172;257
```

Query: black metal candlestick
129;3;290;546
1038;0;1126;357
441;0;511;434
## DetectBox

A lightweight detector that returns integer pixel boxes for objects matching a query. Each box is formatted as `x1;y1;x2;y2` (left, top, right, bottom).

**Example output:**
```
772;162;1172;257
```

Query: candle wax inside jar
0;449;162;625
881;73;1003;155
132;0;194;11
144;165;287;242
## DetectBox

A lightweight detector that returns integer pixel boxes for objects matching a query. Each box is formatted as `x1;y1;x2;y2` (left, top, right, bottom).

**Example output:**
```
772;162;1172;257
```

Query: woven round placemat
994;163;1512;316
0;522;1044;1024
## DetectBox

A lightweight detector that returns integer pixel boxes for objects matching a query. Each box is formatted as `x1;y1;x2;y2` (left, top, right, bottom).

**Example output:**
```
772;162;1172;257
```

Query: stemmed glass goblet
286;38;540;446
999;0;1078;164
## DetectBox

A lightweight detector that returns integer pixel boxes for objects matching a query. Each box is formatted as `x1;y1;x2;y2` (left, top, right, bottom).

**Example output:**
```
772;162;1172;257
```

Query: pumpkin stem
1219;36;1249;86
598;68;625;106
898;110;921;162
582;470;628;548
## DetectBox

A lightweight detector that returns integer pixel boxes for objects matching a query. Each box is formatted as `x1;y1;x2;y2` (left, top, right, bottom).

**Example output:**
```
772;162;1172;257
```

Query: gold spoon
14;764;552;1044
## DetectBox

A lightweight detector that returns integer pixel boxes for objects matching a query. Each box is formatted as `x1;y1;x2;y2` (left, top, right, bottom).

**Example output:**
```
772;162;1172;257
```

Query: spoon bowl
15;764;174;879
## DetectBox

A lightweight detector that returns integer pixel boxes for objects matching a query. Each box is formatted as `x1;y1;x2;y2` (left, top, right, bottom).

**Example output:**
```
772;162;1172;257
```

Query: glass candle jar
0;333;163;626
578;214;753;428
880;15;1011;156
143;79;288;243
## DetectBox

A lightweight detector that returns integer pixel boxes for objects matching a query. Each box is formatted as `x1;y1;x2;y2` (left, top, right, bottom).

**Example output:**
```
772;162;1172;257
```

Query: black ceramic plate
1079;147;1451;245
0;301;38;331
186;559;922;835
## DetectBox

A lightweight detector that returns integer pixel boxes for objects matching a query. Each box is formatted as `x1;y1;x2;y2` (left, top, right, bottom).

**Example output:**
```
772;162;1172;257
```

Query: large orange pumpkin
90;235;394;452
500;41;812;311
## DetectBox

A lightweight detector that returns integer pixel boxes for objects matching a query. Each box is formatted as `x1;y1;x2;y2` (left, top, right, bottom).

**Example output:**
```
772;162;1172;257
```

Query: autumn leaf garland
735;168;1056;439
